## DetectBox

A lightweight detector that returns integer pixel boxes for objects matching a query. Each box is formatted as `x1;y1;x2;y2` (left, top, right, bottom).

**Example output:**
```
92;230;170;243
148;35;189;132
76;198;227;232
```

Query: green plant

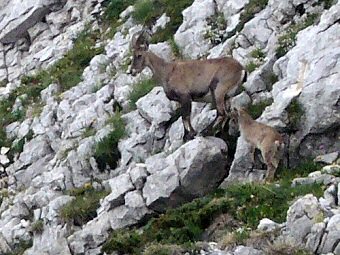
275;159;322;182
103;0;137;22
247;99;273;119
94;112;126;171
286;98;304;132
4;240;33;255
132;0;156;25
82;126;96;138
228;0;269;37
276;14;318;58
128;78;156;109
245;61;259;73
31;220;44;234
149;0;195;43
168;37;182;59
316;0;336;9
60;184;109;226
250;48;265;61
102;178;324;254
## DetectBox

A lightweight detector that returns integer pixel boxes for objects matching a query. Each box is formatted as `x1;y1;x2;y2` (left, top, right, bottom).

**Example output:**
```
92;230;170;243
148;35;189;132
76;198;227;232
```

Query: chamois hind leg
180;96;197;141
212;85;228;130
262;150;277;182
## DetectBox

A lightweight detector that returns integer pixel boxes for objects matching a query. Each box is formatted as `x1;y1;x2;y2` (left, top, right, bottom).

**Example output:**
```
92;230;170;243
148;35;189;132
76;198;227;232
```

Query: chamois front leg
180;96;197;141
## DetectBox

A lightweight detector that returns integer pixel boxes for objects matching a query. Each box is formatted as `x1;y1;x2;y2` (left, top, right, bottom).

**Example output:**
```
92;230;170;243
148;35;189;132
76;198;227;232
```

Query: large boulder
143;137;228;212
0;0;66;43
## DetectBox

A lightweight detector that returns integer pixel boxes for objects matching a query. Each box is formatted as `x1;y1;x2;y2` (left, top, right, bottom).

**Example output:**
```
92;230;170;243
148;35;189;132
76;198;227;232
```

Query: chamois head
130;30;150;76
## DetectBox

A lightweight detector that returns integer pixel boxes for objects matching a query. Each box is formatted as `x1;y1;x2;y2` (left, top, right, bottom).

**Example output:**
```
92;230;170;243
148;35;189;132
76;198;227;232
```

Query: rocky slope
0;0;339;254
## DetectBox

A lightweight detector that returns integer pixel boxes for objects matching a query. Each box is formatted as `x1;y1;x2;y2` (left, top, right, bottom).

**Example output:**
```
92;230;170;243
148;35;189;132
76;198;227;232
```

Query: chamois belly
190;88;212;103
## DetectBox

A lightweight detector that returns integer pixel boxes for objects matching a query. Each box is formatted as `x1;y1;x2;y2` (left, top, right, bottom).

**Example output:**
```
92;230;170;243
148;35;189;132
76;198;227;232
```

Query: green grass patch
60;184;109;226
247;99;273;119
146;0;195;43
102;178;324;254
31;220;44;234
94;112;126;171
103;0;137;22
4;240;33;255
250;48;265;61
228;0;269;37
286;98;304;132
132;0;155;25
276;14;318;58
276;159;322;183
20;28;104;99
245;61;259;73
128;78;156;109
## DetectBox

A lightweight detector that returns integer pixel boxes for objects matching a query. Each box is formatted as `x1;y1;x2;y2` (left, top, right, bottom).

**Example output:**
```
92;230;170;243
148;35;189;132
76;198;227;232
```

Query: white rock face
0;0;66;43
174;0;216;58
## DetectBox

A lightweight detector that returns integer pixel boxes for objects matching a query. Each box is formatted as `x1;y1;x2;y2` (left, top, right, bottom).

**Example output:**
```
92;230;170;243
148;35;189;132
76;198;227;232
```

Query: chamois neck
145;51;168;82
238;110;254;128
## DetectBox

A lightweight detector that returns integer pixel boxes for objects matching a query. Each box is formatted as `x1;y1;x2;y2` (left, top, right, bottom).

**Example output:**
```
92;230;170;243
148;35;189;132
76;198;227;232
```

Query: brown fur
233;108;284;181
130;31;246;141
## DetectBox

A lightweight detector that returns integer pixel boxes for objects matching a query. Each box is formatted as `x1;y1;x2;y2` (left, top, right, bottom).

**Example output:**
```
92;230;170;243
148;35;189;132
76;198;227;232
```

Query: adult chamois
130;30;247;141
230;107;285;181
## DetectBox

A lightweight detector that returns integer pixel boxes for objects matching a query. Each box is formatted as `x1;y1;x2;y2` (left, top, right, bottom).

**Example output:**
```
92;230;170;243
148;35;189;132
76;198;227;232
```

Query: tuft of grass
276;14;318;58
103;0;137;22
286;98;304;132
250;48;265;61
316;0;336;9
4;240;33;255
245;61;259;73
275;159;322;183
143;244;184;255
168;37;182;59
102;177;324;254
20;28;104;97
128;78;156;109
132;0;156;25
31;220;44;234
94;112;126;171
60;184;109;226
228;0;269;37
82;126;96;138
247;99;273;119
148;0;195;43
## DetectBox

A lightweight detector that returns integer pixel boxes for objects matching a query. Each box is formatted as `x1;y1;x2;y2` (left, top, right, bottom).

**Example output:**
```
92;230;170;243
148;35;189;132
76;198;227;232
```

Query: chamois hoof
183;131;197;142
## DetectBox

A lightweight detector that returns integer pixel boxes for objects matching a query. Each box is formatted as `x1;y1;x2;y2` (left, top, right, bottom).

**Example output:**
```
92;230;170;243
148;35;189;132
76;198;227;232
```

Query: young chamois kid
231;107;285;181
129;30;247;141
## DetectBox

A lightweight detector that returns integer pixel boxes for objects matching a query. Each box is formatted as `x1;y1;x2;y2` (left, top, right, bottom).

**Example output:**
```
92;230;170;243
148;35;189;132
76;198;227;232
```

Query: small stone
314;152;339;164
0;147;10;155
257;218;281;232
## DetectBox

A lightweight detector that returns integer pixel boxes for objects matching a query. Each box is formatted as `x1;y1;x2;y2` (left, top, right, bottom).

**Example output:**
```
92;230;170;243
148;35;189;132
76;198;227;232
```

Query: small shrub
247;99;273;119
102;230;142;254
94;112;126;171
60;185;109;226
245;61;259;73
250;48;265;61
229;0;269;37
128;78;156;109
149;0;195;43
132;0;156;25
275;159;322;182
82;126;96;138
168;37;182;59
4;240;33;255
31;220;44;234
286;98;304;132
205;12;228;45
276;14;318;58
103;0;137;22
